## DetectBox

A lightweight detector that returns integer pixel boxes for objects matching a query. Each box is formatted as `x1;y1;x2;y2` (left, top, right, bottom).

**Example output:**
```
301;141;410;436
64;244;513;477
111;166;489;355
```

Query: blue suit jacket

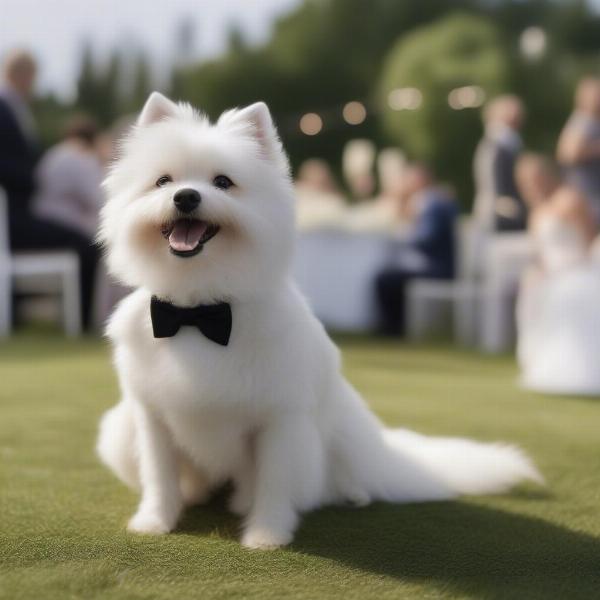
407;190;457;279
0;96;38;222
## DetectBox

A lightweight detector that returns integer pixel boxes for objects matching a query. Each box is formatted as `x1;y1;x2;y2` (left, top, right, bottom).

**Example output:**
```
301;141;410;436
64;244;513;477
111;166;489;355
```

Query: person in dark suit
0;50;99;330
375;164;457;335
473;95;527;232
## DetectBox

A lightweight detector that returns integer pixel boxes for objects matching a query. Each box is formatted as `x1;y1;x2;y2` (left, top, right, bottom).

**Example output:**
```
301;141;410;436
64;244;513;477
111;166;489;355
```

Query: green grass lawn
1;332;600;599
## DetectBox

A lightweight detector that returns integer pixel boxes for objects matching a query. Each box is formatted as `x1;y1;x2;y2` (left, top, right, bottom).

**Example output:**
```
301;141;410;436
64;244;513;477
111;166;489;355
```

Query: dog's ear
221;102;282;159
138;92;178;126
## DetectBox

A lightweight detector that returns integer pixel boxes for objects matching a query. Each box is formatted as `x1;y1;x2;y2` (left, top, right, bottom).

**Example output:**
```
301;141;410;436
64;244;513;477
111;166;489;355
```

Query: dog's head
99;92;295;305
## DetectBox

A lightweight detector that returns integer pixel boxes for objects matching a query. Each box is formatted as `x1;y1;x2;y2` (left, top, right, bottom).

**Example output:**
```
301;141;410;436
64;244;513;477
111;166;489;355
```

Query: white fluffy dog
97;92;542;549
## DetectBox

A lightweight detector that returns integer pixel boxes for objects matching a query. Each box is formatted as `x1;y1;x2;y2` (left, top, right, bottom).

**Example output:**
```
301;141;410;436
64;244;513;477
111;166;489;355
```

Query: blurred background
3;0;600;394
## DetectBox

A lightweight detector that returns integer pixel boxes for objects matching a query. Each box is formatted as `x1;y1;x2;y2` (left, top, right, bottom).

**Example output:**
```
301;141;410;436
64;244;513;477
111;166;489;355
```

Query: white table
293;230;393;332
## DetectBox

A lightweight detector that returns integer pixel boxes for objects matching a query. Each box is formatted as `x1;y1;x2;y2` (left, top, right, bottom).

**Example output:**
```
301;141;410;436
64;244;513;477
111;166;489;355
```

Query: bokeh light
447;85;485;110
520;26;547;60
299;112;323;135
387;87;422;111
342;101;367;125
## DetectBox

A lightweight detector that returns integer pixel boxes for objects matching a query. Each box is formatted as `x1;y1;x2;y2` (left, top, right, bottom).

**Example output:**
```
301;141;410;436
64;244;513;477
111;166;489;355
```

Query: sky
0;0;301;100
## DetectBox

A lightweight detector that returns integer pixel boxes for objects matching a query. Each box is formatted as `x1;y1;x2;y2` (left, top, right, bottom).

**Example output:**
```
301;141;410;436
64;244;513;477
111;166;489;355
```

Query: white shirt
33;141;104;237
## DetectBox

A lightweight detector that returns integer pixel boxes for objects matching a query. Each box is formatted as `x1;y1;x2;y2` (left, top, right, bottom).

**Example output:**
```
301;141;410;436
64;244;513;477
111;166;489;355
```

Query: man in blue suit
375;163;457;335
0;50;99;329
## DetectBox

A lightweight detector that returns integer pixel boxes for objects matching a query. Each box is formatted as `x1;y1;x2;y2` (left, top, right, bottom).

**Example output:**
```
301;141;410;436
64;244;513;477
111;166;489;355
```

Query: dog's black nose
173;188;201;213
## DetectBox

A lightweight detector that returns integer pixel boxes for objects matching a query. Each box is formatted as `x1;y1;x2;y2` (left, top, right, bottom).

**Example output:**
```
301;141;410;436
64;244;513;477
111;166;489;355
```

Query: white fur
97;92;542;549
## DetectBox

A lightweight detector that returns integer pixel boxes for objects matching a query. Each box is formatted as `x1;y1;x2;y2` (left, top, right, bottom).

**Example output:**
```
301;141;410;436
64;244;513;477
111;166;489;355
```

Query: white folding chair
0;188;82;337
0;189;13;336
405;217;481;345
0;257;10;337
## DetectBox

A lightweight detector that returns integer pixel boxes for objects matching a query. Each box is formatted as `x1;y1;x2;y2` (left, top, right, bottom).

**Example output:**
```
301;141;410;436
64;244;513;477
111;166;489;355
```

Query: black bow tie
150;296;232;346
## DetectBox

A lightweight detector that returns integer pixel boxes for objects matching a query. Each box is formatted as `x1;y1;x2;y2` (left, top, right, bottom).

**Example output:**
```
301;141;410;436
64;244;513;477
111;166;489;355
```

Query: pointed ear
138;92;179;126
222;102;281;158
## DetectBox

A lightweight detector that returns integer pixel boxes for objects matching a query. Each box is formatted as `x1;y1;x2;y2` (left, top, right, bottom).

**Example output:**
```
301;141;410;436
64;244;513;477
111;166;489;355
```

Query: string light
388;87;422;111
342;101;367;125
299;112;323;135
520;27;547;61
447;86;485;110
296;84;486;135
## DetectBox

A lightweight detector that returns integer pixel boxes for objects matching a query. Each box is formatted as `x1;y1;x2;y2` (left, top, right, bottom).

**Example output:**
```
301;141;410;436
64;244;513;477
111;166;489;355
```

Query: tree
127;52;153;114
74;45;124;126
378;13;510;205
75;43;100;118
175;0;474;176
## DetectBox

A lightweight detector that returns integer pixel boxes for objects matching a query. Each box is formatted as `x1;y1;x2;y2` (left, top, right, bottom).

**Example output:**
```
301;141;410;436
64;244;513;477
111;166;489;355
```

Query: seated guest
345;148;408;233
377;148;406;207
294;159;347;230
342;139;376;200
515;153;600;395
375;163;457;335
34;115;104;239
0;49;99;330
473;95;527;232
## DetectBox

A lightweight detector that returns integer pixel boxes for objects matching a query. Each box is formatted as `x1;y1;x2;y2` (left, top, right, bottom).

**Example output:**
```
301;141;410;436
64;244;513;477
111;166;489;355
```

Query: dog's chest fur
108;286;334;417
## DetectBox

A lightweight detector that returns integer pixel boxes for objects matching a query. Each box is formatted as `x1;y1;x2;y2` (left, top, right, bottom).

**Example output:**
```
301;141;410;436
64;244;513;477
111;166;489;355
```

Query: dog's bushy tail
331;381;543;504
377;428;543;500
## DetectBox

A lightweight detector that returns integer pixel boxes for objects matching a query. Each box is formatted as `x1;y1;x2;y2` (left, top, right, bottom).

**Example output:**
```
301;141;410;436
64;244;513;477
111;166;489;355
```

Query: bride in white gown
516;154;600;395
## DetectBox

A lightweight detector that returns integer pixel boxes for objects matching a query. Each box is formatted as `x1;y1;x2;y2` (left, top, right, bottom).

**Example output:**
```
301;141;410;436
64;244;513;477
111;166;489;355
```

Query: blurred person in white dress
294;159;347;230
515;153;600;395
557;77;600;224
33;114;104;239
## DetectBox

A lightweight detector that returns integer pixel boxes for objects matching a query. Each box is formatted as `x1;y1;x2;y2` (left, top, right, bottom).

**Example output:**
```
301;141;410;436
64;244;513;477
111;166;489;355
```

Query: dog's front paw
241;527;292;550
127;510;174;535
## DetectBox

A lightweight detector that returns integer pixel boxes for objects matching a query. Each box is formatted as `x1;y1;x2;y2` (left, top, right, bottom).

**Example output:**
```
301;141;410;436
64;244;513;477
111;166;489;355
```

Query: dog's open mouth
161;218;220;257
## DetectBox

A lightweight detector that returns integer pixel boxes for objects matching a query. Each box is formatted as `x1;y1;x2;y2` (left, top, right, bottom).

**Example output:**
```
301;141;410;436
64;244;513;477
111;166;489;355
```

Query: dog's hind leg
97;401;140;490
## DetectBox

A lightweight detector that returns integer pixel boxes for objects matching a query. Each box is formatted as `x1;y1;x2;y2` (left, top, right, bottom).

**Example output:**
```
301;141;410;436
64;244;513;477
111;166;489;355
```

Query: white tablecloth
293;230;393;332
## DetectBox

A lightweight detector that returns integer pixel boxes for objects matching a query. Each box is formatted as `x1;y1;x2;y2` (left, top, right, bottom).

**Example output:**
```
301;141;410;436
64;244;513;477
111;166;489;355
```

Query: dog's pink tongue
168;220;208;252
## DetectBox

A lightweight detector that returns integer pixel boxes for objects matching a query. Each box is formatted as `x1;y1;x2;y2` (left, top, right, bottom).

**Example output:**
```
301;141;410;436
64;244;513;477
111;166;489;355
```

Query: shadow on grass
179;494;600;600
295;501;600;600
178;488;242;541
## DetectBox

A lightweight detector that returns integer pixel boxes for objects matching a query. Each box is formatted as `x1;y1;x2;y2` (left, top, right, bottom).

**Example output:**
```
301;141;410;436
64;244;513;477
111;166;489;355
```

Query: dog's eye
156;175;173;188
213;175;234;190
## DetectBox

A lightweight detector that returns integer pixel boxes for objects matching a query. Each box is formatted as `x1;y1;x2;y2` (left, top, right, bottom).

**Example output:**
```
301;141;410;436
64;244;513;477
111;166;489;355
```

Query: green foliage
75;44;123;126
125;52;153;116
548;0;600;55
31;94;74;149
174;0;478;178
379;13;510;204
